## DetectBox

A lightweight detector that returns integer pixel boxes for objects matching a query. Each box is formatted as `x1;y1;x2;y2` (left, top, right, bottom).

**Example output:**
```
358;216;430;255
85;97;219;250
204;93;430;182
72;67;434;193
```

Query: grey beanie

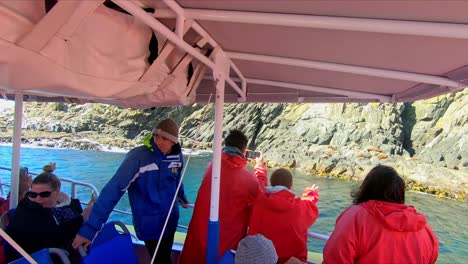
235;234;278;264
152;118;179;143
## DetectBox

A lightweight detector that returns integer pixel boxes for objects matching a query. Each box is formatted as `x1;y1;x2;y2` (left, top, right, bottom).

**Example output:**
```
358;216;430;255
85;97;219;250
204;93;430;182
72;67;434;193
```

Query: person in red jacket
248;162;320;264
179;130;265;264
323;165;439;264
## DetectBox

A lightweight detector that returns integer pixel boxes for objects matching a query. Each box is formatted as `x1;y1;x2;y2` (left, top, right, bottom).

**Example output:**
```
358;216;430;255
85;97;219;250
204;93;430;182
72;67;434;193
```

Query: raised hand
301;184;320;202
303;184;319;193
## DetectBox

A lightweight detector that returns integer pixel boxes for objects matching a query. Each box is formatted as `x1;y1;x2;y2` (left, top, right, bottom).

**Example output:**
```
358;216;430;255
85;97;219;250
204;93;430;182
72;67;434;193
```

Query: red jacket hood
361;200;427;232
221;152;247;169
262;189;296;212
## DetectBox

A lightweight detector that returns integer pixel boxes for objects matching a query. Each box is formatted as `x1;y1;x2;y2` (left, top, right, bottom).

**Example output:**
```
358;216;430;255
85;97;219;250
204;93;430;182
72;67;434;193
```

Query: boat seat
80;221;137;264
218;250;235;264
8;248;71;264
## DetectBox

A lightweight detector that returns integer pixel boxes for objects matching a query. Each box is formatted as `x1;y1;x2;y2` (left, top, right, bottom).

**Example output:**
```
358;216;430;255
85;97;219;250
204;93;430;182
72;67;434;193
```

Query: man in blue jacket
73;118;190;263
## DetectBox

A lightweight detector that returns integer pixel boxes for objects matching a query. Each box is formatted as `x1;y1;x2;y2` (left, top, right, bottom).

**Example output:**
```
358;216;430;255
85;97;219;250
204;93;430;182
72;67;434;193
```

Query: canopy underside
0;0;467;108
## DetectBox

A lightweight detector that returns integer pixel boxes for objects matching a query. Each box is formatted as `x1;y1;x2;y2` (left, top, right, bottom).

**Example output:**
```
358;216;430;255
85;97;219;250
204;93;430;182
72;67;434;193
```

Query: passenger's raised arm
253;150;268;189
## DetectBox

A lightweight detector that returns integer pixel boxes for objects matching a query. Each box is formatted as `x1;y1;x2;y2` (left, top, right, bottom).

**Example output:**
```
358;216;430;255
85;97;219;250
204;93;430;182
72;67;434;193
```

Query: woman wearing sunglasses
5;163;91;262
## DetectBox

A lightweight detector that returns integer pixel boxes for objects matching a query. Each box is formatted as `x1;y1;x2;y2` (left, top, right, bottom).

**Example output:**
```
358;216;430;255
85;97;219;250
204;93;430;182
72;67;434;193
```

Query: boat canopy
0;0;467;107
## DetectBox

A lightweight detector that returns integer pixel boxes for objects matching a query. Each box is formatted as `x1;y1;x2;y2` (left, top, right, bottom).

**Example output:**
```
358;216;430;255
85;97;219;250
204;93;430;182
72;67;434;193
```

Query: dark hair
32;165;61;190
270;168;293;188
224;130;248;151
351;165;405;205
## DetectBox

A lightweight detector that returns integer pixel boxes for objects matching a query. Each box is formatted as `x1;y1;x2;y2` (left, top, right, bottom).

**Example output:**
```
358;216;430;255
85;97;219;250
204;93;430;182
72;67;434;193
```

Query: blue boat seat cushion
81;221;137;264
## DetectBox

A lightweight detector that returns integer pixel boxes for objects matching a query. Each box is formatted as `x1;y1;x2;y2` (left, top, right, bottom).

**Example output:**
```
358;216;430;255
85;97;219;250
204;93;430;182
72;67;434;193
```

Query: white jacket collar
55;191;71;207
265;185;293;194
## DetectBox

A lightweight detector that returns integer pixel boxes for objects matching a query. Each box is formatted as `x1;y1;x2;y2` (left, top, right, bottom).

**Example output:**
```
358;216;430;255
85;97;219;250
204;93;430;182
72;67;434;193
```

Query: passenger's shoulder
126;145;152;158
129;145;148;153
336;204;367;221
242;169;258;180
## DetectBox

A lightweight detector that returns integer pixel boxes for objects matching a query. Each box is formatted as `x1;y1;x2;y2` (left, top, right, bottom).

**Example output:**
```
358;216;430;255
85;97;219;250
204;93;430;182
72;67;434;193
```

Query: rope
151;93;214;263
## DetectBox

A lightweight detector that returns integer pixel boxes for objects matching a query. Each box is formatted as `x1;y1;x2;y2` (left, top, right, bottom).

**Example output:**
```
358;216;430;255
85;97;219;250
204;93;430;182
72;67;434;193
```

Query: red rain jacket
179;152;264;264
323;200;439;264
248;164;319;263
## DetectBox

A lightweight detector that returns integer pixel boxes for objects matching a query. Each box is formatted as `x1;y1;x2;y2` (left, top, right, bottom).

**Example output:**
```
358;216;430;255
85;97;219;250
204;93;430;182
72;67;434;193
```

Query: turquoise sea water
0;145;466;263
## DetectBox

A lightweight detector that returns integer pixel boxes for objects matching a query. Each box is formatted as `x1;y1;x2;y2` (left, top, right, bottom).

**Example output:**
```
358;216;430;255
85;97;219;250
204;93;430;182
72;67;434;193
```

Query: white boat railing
0;166;329;241
0;166;99;206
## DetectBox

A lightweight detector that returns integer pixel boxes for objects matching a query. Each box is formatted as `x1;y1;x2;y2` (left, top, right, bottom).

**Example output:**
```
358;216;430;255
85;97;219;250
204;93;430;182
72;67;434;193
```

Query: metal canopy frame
2;1;466;103
155;8;468;39
150;4;466;103
107;1;468;105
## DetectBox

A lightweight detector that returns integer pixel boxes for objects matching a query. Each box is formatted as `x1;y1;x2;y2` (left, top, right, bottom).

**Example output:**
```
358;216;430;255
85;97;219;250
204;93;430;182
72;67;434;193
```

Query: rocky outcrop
408;92;467;170
179;91;467;200
0;90;466;200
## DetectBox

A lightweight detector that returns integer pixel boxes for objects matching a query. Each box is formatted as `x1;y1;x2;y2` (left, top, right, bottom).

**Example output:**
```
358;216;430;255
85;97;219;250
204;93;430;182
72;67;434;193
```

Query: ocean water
0;145;466;263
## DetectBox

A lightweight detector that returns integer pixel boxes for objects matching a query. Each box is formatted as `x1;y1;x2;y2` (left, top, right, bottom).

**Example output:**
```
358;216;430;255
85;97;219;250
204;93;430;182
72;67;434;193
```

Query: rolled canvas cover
0;1;44;43
41;5;152;82
0;1;196;108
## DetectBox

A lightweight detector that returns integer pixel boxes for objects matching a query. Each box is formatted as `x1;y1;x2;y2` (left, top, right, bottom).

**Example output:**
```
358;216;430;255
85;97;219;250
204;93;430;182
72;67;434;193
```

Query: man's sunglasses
26;191;53;198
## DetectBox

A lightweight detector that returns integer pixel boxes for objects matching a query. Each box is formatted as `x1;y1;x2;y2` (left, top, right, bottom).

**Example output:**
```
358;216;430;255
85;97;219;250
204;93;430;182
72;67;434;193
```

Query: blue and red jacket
78;135;187;241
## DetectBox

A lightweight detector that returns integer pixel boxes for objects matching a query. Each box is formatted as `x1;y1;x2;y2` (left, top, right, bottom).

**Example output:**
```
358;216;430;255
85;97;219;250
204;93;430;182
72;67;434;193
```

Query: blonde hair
32;163;61;190
43;162;56;173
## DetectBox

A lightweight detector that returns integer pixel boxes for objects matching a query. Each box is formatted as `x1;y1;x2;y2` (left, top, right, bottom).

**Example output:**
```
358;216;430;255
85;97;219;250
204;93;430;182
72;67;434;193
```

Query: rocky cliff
0;90;466;200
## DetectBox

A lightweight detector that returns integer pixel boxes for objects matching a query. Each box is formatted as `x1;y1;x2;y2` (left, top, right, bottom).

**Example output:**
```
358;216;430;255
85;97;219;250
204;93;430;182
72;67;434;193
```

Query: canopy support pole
226;52;463;89
162;0;185;38
9;94;23;209
155;8;468;40
207;50;229;264
245;78;392;102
